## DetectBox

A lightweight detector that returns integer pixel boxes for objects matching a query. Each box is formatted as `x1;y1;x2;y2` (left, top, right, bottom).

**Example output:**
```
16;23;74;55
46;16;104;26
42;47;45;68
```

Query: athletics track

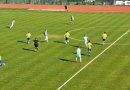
0;4;130;12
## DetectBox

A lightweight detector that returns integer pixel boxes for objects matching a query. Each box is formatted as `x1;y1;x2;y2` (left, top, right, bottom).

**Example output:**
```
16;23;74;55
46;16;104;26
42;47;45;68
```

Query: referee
33;38;39;51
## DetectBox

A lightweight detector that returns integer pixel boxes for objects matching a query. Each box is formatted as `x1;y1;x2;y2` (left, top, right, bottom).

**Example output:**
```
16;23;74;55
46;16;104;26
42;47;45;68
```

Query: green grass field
0;9;130;90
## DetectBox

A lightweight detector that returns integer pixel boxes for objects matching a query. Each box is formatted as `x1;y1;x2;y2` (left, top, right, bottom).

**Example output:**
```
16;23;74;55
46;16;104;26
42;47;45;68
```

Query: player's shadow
59;58;76;63
92;42;102;45
72;52;85;56
17;40;27;44
54;41;65;44
22;48;36;52
6;26;10;28
70;45;85;49
64;23;70;25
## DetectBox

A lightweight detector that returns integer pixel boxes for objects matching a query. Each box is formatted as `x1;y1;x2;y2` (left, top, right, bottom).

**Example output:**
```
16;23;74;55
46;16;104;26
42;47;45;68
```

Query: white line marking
57;30;130;90
87;26;129;28
105;43;130;46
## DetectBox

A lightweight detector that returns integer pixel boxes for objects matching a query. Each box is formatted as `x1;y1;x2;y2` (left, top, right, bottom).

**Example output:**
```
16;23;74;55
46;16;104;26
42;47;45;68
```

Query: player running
102;32;107;45
83;35;88;45
87;40;92;56
26;32;31;44
0;56;5;66
44;30;48;42
64;31;70;44
76;46;82;63
34;38;39;51
10;19;15;29
70;15;74;24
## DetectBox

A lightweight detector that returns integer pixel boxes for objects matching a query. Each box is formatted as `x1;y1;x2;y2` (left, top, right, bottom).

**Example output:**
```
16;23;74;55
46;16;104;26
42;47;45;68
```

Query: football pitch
0;9;130;90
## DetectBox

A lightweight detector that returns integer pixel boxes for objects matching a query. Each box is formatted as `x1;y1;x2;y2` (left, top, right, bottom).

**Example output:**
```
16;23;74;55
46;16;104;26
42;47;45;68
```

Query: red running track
0;4;130;13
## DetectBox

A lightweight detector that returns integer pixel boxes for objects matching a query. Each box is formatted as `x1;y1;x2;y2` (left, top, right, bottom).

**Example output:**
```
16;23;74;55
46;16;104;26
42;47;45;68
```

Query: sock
80;57;82;63
76;58;77;62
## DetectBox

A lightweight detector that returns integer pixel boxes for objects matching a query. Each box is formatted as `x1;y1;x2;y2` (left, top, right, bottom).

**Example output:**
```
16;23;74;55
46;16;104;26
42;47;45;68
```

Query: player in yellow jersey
64;31;70;44
102;32;107;45
26;32;31;44
87;40;92;56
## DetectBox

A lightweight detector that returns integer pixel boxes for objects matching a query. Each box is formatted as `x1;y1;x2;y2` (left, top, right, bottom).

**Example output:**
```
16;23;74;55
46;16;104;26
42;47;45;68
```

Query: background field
0;9;130;90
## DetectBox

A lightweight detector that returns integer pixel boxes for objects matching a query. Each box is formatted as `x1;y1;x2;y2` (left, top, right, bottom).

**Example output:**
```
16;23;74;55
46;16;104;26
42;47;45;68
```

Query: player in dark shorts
34;38;39;51
64;5;68;11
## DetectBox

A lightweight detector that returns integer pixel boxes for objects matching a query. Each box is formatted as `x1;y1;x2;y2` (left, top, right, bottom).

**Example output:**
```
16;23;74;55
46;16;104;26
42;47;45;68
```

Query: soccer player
87;40;92;56
64;31;70;44
70;15;74;24
76;46;82;63
33;38;39;51
10;19;15;29
44;30;48;42
64;5;68;11
26;32;31;44
83;35;88;45
102;32;107;45
0;56;5;66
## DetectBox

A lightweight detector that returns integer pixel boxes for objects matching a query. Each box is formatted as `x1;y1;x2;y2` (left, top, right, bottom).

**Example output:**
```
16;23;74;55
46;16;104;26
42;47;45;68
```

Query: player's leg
10;23;13;29
10;22;15;29
84;41;86;45
27;38;28;43
76;55;78;62
0;60;3;66
88;48;91;56
28;38;31;43
76;57;77;62
36;44;38;50
85;40;87;45
65;37;67;44
102;38;106;45
70;19;72;24
46;36;48;42
72;20;74;24
44;35;46;40
67;38;69;43
79;55;82;63
34;44;37;51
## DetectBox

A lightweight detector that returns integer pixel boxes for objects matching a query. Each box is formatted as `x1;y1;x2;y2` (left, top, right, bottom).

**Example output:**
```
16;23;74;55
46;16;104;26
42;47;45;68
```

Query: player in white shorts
44;30;48;42
70;15;74;24
76;46;82;63
10;19;15;29
83;35;88;45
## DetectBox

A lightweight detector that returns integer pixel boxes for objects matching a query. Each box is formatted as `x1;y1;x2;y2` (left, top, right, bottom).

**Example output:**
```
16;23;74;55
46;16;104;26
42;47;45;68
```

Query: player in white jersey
70;15;74;24
76;46;82;63
83;35;88;45
10;19;15;29
44;30;48;42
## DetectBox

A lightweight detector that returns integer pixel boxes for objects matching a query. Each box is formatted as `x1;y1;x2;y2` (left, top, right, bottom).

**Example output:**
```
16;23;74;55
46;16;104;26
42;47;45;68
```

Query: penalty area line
57;29;130;90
